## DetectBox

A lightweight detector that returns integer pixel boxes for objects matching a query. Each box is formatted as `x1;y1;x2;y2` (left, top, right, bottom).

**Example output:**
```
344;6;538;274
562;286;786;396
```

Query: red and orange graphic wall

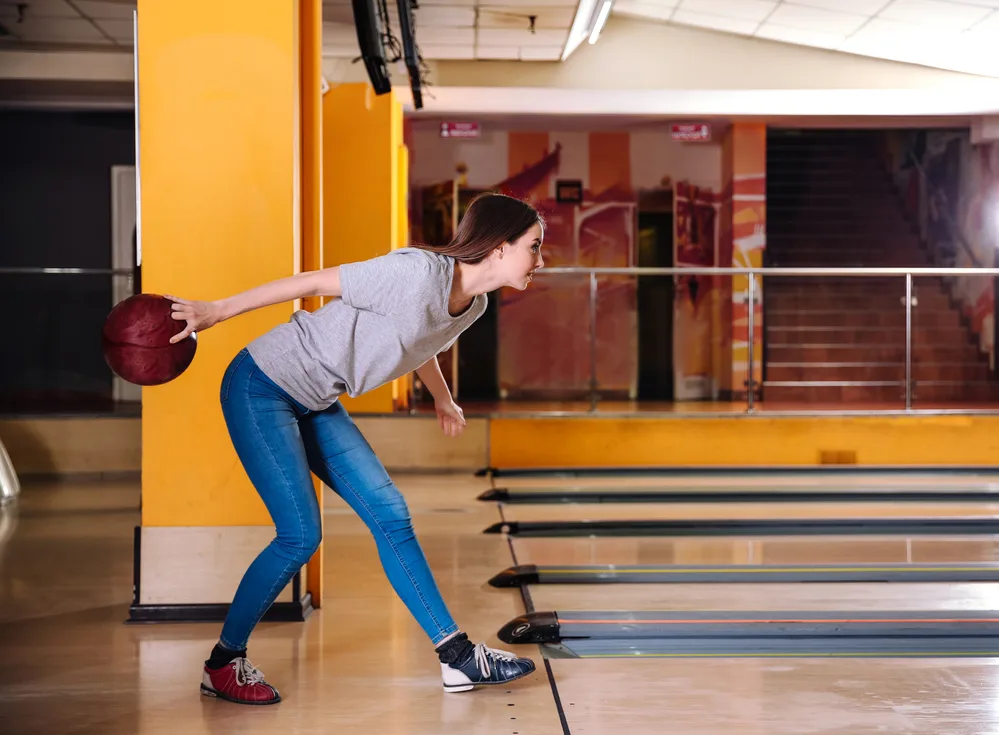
725;124;767;400
409;123;747;401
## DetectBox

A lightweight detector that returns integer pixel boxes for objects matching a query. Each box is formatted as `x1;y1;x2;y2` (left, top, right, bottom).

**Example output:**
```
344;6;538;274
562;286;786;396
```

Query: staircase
763;130;997;405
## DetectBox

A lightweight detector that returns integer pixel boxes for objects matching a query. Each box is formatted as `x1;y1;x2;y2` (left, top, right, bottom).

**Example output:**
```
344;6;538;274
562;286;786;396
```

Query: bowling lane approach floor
485;469;999;734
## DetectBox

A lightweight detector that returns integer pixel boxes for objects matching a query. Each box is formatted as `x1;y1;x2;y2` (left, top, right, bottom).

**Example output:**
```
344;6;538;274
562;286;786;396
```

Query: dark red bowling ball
102;294;197;386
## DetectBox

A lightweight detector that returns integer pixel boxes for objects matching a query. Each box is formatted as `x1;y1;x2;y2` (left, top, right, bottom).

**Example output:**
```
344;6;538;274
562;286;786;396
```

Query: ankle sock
436;632;474;665
205;642;246;669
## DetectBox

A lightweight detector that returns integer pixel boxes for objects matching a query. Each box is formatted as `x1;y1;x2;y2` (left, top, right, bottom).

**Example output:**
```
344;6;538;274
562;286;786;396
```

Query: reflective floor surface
5;471;999;733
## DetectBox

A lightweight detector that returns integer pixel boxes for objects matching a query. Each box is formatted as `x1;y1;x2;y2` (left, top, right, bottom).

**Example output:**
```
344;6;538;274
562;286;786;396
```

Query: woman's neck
450;261;501;310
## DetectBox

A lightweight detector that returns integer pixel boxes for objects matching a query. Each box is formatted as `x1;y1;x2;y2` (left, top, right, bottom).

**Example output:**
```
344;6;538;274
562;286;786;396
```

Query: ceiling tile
477;27;566;45
322;22;358;46
756;22;846;48
323;46;360;57
479;6;576;29
0;0;77;19
520;44;564;59
613;0;679;21
416;44;475;59
474;0;579;6
12;15;108;42
672;9;762;33
767;3;869;35
420;26;476;44
841;16;959;62
788;0;889;13
416;6;475;25
678;0;778;22
475;45;521;59
878;0;992;30
75;1;135;19
94;17;132;40
322;4;353;23
967;9;999;30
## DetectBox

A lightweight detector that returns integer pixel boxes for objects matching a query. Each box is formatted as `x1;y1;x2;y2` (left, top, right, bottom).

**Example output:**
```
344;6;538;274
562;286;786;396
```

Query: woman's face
499;222;545;290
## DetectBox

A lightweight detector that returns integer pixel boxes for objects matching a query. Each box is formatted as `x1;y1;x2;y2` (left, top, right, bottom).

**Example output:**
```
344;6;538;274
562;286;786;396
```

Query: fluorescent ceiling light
561;0;615;61
589;1;612;44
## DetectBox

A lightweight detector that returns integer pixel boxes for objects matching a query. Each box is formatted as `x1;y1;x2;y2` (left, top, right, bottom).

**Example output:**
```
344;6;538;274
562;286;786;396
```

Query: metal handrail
2;265;996;277
0;267;134;276
7;263;998;416
534;266;998;415
536;266;999;276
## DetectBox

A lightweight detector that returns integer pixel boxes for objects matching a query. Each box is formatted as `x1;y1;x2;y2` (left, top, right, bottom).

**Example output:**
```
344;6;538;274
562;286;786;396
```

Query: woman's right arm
167;266;341;343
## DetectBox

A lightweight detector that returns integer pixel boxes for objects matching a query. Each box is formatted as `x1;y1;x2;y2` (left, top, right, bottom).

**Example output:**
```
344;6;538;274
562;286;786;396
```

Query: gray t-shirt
246;247;487;411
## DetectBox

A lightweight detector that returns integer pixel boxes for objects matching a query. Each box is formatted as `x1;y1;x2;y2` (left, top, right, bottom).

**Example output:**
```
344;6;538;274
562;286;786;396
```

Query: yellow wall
138;0;310;528
322;83;406;413
490;416;999;468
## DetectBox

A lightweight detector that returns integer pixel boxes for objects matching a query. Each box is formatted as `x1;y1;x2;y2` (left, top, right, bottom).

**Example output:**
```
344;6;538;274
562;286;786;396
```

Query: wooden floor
5;472;999;733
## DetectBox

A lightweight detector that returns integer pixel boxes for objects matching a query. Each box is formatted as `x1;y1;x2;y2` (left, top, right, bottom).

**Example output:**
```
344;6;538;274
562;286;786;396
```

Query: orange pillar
135;0;325;619
322;83;406;413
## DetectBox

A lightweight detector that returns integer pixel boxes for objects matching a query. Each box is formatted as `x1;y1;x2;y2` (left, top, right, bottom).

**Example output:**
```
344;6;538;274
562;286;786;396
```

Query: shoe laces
232;658;266;687
472;643;519;678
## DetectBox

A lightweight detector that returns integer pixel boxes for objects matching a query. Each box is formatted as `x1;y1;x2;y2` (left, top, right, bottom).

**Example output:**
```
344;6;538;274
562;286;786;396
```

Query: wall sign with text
440;122;480;138
671;124;712;142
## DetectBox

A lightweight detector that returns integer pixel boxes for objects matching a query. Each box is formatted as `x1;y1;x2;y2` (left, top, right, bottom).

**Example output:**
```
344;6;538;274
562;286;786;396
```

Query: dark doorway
637;211;675;401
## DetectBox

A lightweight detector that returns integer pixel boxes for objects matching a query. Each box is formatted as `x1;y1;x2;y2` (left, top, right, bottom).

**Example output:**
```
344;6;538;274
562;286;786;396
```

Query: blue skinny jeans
217;348;458;651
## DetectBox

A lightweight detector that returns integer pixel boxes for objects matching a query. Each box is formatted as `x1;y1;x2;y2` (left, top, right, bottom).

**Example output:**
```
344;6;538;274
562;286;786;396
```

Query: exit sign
671;123;711;142
440;121;480;138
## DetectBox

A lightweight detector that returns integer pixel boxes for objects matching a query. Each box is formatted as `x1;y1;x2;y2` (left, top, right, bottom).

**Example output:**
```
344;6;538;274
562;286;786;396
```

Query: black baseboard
126;593;314;624
129;525;314;624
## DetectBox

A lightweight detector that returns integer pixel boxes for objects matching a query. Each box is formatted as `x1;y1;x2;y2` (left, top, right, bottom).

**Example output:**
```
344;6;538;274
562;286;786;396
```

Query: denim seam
326;463;449;638
220;349;250;404
236;368;312;645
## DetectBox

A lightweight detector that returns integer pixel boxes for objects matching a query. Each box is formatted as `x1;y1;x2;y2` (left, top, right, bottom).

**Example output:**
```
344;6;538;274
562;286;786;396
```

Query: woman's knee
365;481;412;522
277;519;323;563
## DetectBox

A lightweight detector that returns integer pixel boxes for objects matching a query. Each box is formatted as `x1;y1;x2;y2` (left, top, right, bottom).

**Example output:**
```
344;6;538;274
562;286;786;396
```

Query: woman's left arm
415;356;465;437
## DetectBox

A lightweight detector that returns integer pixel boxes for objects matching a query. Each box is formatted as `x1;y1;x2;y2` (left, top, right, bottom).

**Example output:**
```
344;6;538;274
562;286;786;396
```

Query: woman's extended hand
165;295;224;343
435;398;466;438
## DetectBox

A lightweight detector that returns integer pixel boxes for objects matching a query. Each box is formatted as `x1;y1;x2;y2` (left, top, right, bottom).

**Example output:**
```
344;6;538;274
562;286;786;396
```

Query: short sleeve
339;250;431;314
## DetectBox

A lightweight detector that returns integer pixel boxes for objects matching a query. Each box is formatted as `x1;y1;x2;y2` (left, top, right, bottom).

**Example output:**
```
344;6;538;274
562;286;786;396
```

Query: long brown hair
415;192;544;263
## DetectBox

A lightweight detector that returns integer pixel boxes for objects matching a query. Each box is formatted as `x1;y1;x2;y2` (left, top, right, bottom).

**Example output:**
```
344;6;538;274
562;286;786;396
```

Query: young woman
167;192;545;706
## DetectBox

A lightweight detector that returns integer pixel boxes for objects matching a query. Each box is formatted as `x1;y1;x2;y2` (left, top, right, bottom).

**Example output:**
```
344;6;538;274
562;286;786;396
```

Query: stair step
769;225;916;234
768;261;932;268
767;235;921;244
767;310;960;328
764;283;944;295
767;194;902;203
763;384;906;404
767;345;983;362
769;294;952;309
767;209;909;219
766;326;965;345
767;363;989;382
767;277;948;289
763;382;999;403
768;164;885;174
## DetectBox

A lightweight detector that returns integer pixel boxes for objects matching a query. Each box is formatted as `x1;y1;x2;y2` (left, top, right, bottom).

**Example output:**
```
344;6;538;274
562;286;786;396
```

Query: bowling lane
497;472;999;491
512;536;999;566
549;657;999;735
499;501;999;522
526;579;999;613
